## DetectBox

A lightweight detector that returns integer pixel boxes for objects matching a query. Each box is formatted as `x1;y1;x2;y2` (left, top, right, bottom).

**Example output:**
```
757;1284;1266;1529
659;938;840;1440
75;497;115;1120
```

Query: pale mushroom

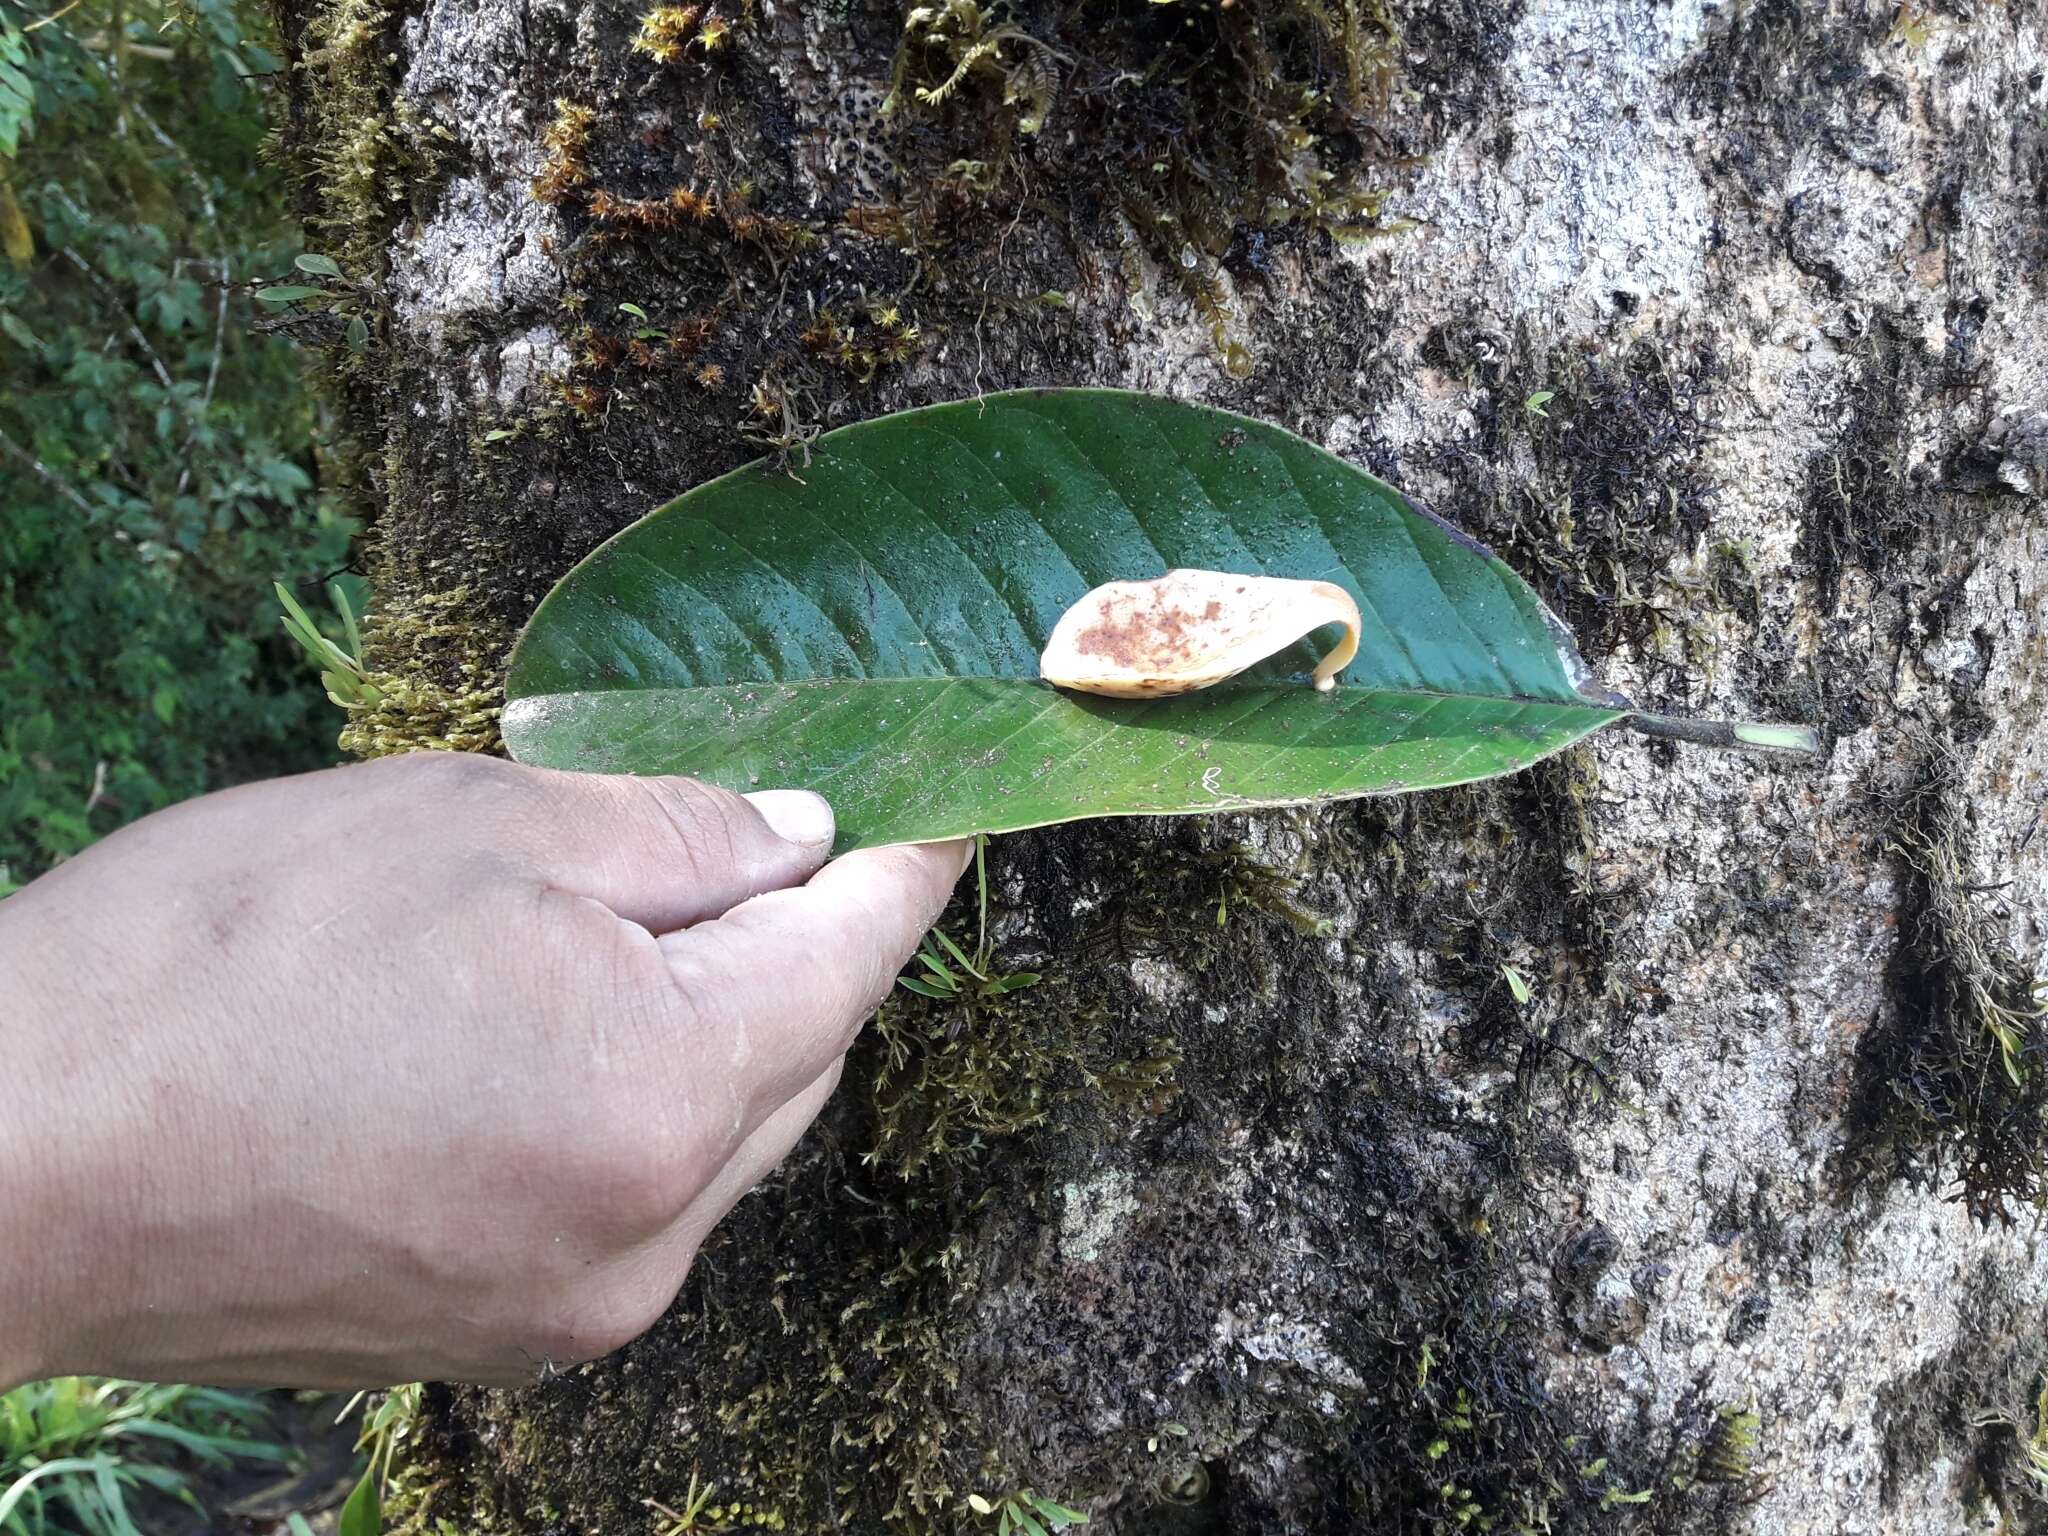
1040;569;1362;698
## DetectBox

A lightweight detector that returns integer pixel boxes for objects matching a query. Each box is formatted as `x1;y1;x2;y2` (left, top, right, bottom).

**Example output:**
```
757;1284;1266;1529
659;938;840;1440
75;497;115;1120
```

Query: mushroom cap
1040;568;1361;699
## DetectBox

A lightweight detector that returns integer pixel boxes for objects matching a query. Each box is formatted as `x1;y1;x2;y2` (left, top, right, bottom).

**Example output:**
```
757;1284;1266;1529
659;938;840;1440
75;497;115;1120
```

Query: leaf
1501;963;1533;1004
929;927;981;978
254;285;328;304
294;253;343;277
333;582;366;665
1031;1494;1089;1526
502;389;1634;852
337;1465;380;1536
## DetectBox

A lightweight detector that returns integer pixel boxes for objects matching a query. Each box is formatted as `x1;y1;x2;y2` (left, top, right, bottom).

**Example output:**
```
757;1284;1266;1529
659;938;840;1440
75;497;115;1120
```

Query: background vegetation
0;0;351;895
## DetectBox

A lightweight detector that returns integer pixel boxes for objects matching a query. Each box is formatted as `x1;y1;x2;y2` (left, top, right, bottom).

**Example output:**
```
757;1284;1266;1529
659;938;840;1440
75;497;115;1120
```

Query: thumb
515;766;838;932
656;838;975;1133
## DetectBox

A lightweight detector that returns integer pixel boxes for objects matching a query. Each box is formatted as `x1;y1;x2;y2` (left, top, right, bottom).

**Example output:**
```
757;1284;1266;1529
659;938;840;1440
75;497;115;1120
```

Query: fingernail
745;789;836;850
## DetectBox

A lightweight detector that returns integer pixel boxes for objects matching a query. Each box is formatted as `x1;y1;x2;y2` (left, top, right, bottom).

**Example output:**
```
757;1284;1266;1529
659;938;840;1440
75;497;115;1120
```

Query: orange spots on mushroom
1041;569;1361;698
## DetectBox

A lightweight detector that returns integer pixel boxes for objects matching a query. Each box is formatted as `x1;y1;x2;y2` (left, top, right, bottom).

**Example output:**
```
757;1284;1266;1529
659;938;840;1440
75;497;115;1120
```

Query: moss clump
277;0;451;279
871;982;1112;1179
1427;331;1729;667
882;0;1409;373
330;563;508;759
1793;315;1952;622
630;3;742;66
1840;733;2048;1224
1692;1405;1761;1487
800;302;926;385
531;98;597;206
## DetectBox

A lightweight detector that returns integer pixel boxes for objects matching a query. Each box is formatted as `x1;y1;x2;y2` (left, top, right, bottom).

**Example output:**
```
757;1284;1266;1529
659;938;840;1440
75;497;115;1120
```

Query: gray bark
278;0;2048;1531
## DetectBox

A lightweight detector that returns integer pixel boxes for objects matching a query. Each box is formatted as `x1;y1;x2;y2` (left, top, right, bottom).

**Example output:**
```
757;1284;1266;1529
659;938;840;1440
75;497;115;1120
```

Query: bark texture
274;1;2048;1531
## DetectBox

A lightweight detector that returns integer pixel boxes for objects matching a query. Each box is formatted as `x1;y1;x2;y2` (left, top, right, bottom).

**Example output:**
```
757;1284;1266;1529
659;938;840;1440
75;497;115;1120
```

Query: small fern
276;580;385;710
966;1488;1088;1536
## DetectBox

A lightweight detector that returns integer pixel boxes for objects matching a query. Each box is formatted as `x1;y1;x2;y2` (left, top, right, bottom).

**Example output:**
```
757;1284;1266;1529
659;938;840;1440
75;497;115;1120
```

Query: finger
516;769;837;932
656;838;972;1134
668;1059;843;1259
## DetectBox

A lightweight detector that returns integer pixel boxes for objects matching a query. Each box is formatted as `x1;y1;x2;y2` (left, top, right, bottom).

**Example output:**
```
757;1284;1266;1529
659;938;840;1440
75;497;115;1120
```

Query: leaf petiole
1624;712;1821;757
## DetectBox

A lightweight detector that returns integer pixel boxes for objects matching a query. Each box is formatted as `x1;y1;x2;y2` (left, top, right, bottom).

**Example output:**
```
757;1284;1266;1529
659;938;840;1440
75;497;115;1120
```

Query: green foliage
1499;962;1534;1005
0;19;31;160
965;1488;1087;1536
255;253;373;351
898;838;1041;1001
0;1377;288;1536
0;0;355;890
276;579;383;709
501;390;1629;851
333;1383;419;1536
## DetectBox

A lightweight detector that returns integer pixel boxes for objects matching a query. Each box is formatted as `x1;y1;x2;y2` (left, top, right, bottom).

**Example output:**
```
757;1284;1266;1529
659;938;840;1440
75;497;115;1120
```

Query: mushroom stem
1308;582;1360;692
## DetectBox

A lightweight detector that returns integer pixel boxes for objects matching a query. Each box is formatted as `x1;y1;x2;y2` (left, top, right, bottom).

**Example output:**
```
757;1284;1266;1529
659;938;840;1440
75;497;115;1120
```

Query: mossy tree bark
272;1;2048;1531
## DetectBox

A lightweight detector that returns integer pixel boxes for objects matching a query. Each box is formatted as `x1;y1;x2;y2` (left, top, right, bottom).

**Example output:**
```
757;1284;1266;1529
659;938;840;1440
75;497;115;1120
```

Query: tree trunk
273;0;2048;1530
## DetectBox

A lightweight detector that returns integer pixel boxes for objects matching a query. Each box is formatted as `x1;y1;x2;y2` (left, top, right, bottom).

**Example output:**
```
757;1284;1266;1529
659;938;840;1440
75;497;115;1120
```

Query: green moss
280;0;451;276
1694;1405;1761;1486
330;557;509;760
871;983;1109;1179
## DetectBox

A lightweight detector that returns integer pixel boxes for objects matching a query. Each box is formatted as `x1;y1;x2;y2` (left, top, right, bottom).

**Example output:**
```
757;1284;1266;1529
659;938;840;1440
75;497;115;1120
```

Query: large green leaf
502;389;1633;852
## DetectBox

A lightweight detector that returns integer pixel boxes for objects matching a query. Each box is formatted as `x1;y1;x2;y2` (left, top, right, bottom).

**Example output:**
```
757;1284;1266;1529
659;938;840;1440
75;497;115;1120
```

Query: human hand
0;752;968;1390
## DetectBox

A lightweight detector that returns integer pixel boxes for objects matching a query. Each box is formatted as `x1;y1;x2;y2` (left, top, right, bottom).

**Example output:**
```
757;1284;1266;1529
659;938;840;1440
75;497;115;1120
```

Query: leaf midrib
508;675;1618;712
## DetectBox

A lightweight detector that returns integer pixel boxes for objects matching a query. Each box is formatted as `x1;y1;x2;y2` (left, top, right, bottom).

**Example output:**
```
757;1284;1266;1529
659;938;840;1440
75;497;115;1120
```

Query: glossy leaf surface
503;390;1627;851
